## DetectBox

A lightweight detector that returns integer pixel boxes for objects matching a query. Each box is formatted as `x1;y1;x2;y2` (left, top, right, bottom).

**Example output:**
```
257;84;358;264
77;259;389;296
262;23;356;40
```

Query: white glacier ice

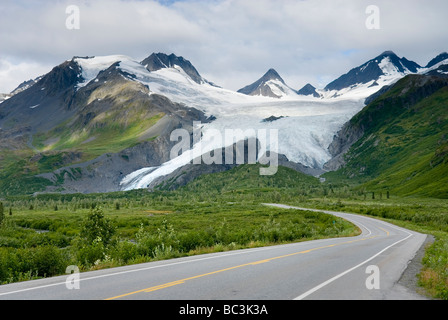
71;55;383;191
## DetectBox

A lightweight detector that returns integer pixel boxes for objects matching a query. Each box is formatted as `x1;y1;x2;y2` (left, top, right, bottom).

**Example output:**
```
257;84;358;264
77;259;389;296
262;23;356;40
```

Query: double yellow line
106;234;380;300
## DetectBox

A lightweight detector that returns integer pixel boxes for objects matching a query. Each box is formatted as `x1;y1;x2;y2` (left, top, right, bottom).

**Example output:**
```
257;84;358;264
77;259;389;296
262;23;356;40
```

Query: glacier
73;55;372;191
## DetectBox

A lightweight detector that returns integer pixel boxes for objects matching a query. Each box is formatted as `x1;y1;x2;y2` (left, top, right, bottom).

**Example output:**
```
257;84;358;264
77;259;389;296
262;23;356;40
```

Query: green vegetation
0;167;359;285
1;75;447;298
0;80;165;197
0;163;446;299
33;112;163;160
327;76;448;199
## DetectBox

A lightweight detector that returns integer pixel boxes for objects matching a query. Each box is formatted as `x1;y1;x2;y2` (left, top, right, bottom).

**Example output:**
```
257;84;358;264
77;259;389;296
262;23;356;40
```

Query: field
0;183;359;285
0;164;447;299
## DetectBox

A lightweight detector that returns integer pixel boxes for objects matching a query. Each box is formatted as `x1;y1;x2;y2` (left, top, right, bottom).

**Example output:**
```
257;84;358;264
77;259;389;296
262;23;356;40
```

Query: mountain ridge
237;68;298;98
323;73;448;198
322;51;421;95
1;50;447;196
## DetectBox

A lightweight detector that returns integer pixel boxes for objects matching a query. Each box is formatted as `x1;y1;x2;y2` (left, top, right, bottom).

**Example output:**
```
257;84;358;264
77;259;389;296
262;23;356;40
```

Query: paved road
0;204;428;300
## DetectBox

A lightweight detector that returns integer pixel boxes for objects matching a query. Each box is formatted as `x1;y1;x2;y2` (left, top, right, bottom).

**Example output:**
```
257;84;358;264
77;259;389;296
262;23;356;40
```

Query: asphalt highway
0;204;428;300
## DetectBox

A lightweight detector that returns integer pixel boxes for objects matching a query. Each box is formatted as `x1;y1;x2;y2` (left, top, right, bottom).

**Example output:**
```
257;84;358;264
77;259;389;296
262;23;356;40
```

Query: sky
1;0;447;93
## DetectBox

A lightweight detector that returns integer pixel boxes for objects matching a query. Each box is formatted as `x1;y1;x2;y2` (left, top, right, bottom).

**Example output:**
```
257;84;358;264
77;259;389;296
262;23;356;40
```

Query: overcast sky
1;0;447;93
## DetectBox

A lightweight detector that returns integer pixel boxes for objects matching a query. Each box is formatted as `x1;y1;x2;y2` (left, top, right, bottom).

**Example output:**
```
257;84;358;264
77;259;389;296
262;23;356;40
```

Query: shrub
79;207;116;246
30;245;67;277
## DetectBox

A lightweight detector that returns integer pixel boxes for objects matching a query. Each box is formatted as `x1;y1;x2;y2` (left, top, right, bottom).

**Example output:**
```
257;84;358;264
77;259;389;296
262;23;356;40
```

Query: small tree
76;207;117;266
80;207;116;247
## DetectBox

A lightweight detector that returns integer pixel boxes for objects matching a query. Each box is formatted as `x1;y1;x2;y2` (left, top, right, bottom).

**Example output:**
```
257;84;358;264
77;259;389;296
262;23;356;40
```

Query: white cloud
0;0;447;93
0;58;52;93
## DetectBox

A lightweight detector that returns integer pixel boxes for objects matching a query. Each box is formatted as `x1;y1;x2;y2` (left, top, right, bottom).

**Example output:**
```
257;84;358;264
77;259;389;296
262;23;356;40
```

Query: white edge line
293;221;414;300
270;204;416;300
0;246;273;297
0;230;338;297
0;203;402;298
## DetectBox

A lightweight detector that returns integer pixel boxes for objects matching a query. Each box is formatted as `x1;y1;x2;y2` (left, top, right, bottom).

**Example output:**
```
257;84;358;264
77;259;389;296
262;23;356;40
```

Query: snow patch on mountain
74;55;130;88
319;55;412;99
68;54;379;191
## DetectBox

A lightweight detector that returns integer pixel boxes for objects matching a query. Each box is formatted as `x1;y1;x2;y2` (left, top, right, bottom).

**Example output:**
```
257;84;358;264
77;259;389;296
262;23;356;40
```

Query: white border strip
293;228;413;300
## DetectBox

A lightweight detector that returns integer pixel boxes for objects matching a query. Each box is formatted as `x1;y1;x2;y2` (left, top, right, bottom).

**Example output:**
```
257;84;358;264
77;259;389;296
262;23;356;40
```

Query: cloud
0;0;447;93
0;58;52;93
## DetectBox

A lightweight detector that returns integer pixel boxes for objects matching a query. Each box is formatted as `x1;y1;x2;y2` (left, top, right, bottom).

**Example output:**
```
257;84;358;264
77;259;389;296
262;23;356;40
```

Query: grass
33;112;164;161
327;79;448;199
0;184;360;285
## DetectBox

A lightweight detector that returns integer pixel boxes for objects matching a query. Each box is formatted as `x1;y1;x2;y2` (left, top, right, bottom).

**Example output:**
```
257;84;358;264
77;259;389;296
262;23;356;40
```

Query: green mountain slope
171;163;323;203
324;75;448;198
0;61;208;196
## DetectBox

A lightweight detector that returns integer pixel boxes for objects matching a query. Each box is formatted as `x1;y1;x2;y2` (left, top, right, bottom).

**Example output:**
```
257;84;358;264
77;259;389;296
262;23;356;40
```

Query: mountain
2;49;447;196
323;73;448;198
237;68;298;98
0;93;11;104
0;76;42;104
321;51;421;98
0;53;367;195
140;52;217;86
297;83;320;98
0;54;212;195
421;52;448;78
425;52;448;68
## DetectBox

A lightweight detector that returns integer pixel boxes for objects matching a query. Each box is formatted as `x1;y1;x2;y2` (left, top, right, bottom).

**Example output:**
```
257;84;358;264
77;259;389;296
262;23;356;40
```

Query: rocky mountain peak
425;52;448;68
140;52;204;84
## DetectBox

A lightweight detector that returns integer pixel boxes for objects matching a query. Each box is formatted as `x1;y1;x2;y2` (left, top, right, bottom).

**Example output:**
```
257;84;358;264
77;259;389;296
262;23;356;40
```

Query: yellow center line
106;235;379;300
379;227;390;236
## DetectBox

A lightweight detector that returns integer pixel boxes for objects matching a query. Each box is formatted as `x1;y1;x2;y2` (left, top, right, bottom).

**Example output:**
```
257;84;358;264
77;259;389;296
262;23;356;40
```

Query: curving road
0;204;428;300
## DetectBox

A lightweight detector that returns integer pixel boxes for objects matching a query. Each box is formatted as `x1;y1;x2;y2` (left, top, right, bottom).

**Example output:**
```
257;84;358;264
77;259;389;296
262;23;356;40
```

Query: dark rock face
424;64;448;78
141;53;204;84
323;121;364;171
425;52;448;68
0;59;82;133
237;68;288;98
297;83;320;97
324;51;420;91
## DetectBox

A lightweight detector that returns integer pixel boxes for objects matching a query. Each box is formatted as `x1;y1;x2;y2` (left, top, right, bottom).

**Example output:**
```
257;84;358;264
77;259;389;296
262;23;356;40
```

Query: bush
111;241;138;264
31;245;67;277
79;207;116;246
0;246;68;283
76;237;107;266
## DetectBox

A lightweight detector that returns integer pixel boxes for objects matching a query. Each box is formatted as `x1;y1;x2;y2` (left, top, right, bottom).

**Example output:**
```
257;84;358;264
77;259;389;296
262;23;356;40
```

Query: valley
1;49;448;300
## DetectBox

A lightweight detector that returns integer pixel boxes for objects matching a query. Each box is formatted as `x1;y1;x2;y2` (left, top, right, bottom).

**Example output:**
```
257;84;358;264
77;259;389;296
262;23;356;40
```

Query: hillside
1;50;447;196
323;74;448;198
0;56;210;196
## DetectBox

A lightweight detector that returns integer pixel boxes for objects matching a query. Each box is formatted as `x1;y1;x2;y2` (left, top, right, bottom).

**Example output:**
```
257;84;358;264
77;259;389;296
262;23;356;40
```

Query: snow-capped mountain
319;51;421;99
140;52;219;87
0;93;11;104
237;68;298;99
420;52;448;78
1;50;447;194
425;52;448;68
